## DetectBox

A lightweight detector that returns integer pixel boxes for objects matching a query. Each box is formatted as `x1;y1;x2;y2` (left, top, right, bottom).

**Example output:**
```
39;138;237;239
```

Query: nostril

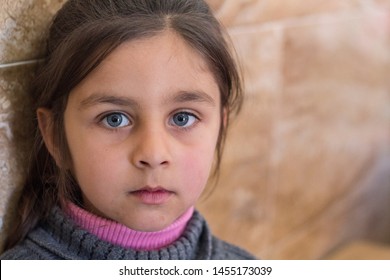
138;160;168;168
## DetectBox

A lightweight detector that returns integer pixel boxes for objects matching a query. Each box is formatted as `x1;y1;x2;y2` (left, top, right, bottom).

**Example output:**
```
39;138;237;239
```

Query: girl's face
63;31;221;231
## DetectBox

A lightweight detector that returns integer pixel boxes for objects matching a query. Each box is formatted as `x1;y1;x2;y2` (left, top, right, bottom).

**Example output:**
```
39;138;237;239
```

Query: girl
1;0;255;260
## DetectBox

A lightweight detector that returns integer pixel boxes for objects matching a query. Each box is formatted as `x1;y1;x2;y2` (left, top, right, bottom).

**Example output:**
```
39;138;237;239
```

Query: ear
37;108;62;167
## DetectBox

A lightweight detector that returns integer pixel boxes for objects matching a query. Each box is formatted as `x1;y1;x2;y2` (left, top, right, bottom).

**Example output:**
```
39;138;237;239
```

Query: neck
66;202;194;251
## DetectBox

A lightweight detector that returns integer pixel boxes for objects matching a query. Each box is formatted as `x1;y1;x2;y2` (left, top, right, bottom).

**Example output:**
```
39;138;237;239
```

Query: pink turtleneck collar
66;203;194;251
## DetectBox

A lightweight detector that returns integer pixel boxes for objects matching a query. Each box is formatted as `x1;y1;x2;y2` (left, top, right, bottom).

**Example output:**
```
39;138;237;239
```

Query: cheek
66;131;121;193
179;144;216;191
73;147;120;183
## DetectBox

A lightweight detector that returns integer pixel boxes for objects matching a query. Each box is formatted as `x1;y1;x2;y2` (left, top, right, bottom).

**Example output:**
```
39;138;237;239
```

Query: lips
130;186;173;205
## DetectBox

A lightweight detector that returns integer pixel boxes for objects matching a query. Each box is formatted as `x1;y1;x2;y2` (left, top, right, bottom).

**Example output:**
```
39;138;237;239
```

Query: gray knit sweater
0;207;255;260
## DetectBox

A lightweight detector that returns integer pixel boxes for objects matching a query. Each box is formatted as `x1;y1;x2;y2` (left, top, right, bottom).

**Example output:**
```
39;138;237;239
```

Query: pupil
108;114;122;127
175;113;188;126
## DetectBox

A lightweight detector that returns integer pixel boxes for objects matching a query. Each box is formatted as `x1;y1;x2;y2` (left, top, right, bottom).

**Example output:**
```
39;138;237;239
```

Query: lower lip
130;190;173;205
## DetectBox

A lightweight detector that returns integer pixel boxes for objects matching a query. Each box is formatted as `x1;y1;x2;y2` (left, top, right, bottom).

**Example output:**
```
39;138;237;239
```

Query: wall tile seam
0;59;43;69
227;8;380;35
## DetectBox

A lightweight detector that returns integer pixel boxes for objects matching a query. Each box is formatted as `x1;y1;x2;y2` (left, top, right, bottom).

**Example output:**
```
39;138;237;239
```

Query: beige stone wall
1;0;389;259
199;0;390;259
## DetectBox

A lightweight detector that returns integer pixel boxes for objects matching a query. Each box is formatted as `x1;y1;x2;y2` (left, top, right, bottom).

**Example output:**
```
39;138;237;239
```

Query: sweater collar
66;202;194;251
41;206;212;259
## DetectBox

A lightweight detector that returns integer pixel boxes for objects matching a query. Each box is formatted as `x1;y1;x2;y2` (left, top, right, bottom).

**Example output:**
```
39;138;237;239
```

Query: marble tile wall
0;0;389;259
198;0;390;259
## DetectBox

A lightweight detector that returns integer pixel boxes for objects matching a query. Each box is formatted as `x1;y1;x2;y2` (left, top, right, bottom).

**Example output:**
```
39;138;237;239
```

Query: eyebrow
171;91;217;107
79;94;140;110
78;90;217;110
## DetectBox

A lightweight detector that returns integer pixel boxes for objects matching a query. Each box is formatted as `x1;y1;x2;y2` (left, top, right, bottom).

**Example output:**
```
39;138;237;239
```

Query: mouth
129;186;174;205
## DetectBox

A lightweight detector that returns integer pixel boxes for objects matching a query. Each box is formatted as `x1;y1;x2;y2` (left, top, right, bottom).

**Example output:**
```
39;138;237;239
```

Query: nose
131;126;171;169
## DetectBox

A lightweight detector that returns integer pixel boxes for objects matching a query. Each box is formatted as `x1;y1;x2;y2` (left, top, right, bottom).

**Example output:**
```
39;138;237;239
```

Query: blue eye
102;113;130;128
171;112;197;128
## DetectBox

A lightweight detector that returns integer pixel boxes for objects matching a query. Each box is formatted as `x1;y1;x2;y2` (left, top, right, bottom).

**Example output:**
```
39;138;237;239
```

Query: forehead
69;30;220;107
101;30;214;83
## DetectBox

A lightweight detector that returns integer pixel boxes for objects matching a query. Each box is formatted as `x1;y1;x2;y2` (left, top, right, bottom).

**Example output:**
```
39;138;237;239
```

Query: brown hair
4;0;243;250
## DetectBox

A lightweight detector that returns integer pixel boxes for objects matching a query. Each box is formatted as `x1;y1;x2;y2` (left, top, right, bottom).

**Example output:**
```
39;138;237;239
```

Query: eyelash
170;111;200;129
98;111;200;131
